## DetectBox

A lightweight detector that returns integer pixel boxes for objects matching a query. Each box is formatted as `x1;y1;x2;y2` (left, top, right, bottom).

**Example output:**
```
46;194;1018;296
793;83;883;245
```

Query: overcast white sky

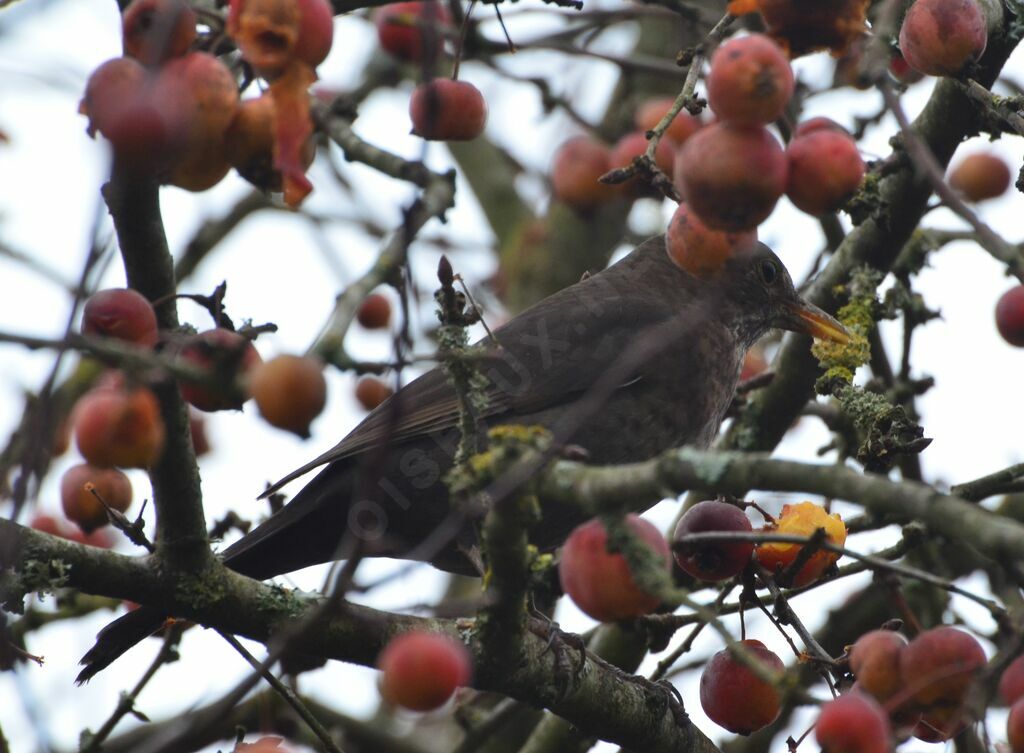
2;1;1024;751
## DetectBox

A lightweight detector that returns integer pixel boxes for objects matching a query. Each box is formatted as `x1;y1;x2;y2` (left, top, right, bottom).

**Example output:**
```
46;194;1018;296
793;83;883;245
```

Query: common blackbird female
78;234;847;681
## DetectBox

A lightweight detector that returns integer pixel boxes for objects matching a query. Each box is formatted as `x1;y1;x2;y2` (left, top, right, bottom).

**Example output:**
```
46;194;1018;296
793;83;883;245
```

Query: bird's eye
759;259;779;285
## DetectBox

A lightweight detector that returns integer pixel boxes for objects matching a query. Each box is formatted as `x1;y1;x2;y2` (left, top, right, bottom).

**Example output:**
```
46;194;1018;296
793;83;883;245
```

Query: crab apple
82;288;158;347
73;386;165;469
674;123;787;232
178;328;262;412
700;639;784;735
357;293;392;329
292;0;335;68
374;1;451;62
551;135;617;210
31;512;114;548
154;52;239;191
1001;656;1024;705
250;355;327;438
666;202;758;277
900;626;986;709
409;79;487;141
224;94;315;192
899;0;987;76
794;116;849;138
635;97;702;145
848;629;908;703
558;514;671;622
355;376;393;411
122;0;197;67
816;693;891;753
706;34;794;126
1009;698;1024;752
80;57;185;172
377;631;471;711
997;286;1024;347
609;130;675;193
785;128;865;216
672;500;754;582
755;501;847;586
61;464;133;534
169;148;232;191
948;152;1012;202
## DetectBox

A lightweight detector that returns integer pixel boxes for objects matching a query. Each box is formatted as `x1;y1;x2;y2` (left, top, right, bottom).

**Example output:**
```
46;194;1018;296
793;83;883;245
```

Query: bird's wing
261;266;676;497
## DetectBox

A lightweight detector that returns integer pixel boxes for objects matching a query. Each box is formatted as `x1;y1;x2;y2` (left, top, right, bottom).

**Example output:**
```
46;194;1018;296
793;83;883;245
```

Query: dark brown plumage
77;234;847;682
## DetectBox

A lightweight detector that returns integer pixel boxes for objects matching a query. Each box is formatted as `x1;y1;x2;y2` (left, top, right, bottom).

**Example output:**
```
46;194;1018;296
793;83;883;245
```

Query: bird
76;234;848;682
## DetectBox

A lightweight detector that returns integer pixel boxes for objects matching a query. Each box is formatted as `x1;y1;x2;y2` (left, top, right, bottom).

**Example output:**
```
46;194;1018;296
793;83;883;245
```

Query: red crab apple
73;385;165;469
155;51;239;191
898;0;987;76
80;57;185;173
794;117;849;138
900;626;986;709
815;692;891;753
700;639;784;735
996;286;1024;347
666;202;758;277
409;79;487;141
31;512;114;548
609;130;675;194
1009;697;1024;752
672;500;754;582
357;293;392;329
551;135;617;210
60;463;133;534
377;631;471;711
848;629;908;704
785;128;865;216
82;288;158;347
674;123;787;231
374;1;451;62
706;33;794;126
178;328;262;412
634;97;702;145
122;0;197;67
558;514;671;622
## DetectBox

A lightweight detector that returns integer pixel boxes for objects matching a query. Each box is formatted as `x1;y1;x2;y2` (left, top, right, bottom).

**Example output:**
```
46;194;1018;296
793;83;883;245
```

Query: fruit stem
451;0;476;80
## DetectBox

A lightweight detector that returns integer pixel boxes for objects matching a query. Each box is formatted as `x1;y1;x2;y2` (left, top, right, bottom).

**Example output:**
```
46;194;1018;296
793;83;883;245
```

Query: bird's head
716;242;851;348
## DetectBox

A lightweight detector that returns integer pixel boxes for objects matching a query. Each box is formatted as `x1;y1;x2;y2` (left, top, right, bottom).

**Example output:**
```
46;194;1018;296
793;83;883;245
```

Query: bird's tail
76;606;167;684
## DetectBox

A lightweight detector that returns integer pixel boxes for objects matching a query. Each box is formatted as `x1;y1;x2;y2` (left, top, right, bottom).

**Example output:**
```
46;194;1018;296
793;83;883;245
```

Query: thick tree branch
102;177;209;570
0;520;719;753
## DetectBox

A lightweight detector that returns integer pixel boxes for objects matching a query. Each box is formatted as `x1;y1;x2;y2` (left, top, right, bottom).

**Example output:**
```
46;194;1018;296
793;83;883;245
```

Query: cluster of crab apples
80;0;332;204
374;2;488;141
556;501;847;628
549;498;1024;748
39;284;401;540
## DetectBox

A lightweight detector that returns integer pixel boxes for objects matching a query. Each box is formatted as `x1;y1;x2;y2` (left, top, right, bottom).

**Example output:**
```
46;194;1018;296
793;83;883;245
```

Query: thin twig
217;631;346;753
